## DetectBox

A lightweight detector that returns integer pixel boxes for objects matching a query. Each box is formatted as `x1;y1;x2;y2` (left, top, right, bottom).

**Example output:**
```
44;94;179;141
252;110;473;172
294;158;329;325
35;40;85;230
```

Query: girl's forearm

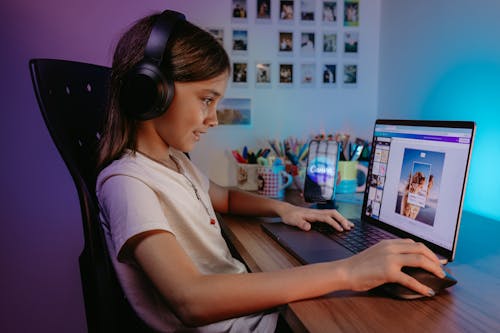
177;260;349;326
227;188;292;217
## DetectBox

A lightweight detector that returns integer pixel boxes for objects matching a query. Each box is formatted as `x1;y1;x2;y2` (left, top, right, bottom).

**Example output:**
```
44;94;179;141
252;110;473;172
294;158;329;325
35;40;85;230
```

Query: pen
350;144;364;161
232;150;247;163
247;152;257;164
257;156;268;166
286;151;299;165
268;140;281;157
297;143;308;162
342;143;350;161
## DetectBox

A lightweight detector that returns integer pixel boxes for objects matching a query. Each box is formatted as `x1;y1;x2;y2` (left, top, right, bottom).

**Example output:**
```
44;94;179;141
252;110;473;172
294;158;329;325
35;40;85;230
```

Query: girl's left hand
278;204;354;232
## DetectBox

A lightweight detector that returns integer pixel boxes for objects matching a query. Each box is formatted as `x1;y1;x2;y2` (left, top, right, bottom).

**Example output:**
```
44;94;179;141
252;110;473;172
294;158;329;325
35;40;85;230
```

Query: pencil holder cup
337;161;368;193
257;165;293;199
236;163;259;191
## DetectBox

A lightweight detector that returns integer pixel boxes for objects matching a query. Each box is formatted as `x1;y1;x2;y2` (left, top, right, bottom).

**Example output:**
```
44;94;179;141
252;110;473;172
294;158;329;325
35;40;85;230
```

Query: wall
166;1;381;186
0;0;380;331
378;0;500;221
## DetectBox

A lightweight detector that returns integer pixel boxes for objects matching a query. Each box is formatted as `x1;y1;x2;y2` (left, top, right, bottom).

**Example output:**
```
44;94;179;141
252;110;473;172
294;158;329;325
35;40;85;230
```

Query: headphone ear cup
119;62;174;120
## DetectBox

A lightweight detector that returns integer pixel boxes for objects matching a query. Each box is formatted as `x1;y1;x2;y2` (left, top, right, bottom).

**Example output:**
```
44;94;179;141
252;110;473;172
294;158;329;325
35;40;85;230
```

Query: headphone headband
119;10;186;120
144;10;186;66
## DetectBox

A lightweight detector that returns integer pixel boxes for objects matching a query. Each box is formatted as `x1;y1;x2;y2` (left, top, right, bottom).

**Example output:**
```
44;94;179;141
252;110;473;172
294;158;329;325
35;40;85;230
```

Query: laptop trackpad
261;223;354;264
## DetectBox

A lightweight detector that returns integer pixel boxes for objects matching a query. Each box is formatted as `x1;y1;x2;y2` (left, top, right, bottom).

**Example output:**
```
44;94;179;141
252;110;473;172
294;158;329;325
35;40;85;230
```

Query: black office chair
29;59;151;332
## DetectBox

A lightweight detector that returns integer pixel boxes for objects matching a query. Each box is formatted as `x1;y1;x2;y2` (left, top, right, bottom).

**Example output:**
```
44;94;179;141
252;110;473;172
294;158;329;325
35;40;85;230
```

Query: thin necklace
138;150;217;226
169;155;217;226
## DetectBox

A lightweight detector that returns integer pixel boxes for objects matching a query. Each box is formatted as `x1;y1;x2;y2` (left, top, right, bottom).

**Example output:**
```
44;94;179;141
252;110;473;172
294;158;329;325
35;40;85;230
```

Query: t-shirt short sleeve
98;174;172;260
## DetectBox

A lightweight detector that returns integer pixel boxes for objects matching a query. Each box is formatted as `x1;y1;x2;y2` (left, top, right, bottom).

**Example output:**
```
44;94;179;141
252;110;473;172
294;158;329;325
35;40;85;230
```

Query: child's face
152;72;228;152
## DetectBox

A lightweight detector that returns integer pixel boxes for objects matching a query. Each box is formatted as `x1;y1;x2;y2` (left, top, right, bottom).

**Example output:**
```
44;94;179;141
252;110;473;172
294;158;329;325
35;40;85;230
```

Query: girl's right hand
340;239;446;296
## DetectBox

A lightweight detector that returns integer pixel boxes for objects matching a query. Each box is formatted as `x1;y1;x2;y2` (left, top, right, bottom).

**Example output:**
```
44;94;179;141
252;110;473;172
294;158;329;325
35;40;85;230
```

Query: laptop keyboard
312;220;396;253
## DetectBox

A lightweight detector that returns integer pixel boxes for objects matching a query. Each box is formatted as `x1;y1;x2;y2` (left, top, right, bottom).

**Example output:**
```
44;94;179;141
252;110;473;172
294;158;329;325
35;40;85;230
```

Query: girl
96;11;445;332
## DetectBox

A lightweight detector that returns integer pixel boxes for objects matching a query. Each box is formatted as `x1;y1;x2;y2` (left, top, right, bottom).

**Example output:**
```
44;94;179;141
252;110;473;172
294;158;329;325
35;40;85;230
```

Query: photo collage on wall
206;0;360;124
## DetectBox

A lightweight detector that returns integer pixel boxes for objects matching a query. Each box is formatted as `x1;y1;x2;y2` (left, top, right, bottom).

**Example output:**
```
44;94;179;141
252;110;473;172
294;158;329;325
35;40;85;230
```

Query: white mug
236;163;259;191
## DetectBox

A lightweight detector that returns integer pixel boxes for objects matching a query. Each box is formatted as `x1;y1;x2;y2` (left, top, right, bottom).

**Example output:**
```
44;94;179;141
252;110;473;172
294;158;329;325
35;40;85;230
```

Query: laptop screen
362;120;475;257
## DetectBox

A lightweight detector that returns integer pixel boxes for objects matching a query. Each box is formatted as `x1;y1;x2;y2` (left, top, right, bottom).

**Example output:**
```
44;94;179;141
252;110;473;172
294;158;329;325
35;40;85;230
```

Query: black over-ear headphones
119;10;186;120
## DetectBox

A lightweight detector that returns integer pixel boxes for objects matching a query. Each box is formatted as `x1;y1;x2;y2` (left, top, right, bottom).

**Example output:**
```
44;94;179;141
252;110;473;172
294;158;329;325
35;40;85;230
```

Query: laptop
262;119;476;264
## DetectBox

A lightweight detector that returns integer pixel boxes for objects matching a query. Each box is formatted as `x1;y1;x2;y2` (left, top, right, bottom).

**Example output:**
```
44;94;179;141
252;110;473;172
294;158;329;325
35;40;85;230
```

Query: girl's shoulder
96;151;149;188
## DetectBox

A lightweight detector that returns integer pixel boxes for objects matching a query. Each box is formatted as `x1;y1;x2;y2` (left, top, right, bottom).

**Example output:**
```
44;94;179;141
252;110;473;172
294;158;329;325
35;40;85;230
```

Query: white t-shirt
96;149;278;332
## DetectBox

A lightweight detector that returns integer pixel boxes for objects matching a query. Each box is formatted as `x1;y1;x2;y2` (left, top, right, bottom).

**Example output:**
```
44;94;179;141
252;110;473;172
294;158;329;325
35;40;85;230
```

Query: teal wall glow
421;61;500;220
379;1;500;221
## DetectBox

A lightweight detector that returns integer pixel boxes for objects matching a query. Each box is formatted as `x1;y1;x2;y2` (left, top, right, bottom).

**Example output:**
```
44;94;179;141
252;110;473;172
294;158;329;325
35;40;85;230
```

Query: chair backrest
29;59;151;332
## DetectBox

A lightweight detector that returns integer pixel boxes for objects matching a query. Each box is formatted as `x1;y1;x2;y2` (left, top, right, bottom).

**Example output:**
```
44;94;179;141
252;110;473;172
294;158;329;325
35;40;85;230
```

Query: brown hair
97;12;230;170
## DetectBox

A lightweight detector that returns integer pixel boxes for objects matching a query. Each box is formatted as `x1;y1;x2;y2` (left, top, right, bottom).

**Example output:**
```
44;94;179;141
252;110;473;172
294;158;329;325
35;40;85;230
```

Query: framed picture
279;0;294;22
322;64;337;86
323;32;337;54
322;1;337;24
344;31;359;54
232;0;248;21
256;62;272;87
279;63;294;85
300;32;315;56
344;0;359;27
256;0;271;20
300;0;315;22
232;29;248;54
216;98;251;125
343;64;358;86
300;63;316;86
278;31;293;54
232;62;248;84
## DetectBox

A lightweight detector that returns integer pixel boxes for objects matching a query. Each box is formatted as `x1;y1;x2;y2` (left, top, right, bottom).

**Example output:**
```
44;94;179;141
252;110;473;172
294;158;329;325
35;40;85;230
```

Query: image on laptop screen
363;120;474;256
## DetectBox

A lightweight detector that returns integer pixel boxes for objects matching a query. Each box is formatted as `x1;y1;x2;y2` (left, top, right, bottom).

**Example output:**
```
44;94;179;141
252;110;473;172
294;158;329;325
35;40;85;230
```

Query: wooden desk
220;190;500;332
